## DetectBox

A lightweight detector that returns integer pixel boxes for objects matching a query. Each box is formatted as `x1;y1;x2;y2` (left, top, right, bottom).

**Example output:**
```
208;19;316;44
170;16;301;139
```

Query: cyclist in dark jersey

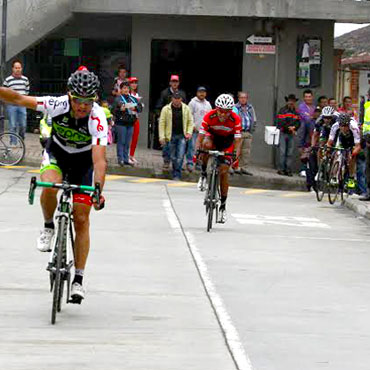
327;113;361;190
0;69;108;301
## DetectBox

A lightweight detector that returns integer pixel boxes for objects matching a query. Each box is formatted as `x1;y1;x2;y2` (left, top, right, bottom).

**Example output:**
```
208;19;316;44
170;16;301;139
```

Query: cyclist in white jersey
0;68;108;301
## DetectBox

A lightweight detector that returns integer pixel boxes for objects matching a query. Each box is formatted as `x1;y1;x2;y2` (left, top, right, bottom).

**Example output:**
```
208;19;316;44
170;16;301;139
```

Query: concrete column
131;15;151;147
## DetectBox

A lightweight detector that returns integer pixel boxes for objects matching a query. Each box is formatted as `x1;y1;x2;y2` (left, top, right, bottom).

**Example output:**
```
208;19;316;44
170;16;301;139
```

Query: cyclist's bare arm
92;145;107;191
326;139;333;148
352;143;361;156
311;131;319;147
0;87;37;110
195;133;205;151
234;137;242;158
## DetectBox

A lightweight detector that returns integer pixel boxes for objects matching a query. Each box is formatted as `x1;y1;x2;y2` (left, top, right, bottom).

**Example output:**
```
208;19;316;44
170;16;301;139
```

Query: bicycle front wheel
0;132;25;166
51;216;68;324
328;161;340;205
206;170;217;232
315;160;327;202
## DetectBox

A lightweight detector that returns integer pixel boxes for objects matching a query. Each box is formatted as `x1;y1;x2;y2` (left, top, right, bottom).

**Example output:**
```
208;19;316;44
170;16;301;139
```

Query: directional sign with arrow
247;35;273;44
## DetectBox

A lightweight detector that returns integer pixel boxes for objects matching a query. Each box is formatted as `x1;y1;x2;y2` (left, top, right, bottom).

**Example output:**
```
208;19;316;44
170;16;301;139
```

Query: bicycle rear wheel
0;132;25;166
51;216;67;324
328;161;340;205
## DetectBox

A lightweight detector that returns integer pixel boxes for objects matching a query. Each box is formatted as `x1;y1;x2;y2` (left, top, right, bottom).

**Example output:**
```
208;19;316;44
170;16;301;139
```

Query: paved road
0;166;369;370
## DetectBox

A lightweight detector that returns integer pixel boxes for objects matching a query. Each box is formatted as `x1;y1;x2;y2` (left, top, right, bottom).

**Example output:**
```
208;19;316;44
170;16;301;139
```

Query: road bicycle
315;146;332;202
0;116;26;166
28;176;101;324
327;147;352;205
199;149;234;232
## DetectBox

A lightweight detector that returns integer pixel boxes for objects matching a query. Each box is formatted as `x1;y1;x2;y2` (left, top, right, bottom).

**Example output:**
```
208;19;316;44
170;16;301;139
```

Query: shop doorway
150;40;243;108
149;39;243;147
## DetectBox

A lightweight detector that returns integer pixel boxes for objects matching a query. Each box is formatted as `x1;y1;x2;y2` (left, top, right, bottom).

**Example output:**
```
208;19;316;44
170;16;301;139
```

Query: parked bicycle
0;116;25;166
198;149;234;232
28;176;102;324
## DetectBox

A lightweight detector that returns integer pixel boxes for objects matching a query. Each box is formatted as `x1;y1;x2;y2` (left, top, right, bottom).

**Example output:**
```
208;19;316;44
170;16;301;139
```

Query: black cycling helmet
67;69;100;98
338;113;351;127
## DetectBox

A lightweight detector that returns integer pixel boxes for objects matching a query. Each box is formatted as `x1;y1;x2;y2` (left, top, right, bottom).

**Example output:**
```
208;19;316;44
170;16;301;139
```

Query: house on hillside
335;24;370;115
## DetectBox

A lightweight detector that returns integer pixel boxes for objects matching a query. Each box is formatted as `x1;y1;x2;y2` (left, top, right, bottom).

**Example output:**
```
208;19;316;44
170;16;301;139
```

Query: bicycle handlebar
197;149;236;158
28;176;101;206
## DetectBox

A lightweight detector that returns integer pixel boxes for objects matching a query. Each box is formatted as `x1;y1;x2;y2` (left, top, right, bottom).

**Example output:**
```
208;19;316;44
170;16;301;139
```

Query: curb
20;157;306;192
343;198;370;220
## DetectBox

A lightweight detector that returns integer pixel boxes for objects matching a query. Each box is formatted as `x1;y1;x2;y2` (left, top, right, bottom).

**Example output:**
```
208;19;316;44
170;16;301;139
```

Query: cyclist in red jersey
195;94;242;223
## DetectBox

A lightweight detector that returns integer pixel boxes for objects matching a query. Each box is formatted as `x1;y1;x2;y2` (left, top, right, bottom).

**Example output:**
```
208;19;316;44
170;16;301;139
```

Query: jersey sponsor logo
91;116;103;132
48;98;68;111
210;125;233;132
53;122;91;142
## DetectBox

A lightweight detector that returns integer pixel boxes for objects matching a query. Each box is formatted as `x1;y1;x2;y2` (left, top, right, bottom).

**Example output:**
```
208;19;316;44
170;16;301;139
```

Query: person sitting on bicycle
0;68;108;301
312;106;338;149
327;113;361;190
195;94;242;223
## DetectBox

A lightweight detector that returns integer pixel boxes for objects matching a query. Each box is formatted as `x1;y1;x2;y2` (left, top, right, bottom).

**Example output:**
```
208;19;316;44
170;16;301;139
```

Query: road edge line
163;188;254;370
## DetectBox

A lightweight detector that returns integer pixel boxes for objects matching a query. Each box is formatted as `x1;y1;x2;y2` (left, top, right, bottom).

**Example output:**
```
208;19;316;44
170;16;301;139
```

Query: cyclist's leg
40;150;63;226
219;163;229;205
73;202;92;271
37;151;63;251
70;166;93;292
201;135;214;173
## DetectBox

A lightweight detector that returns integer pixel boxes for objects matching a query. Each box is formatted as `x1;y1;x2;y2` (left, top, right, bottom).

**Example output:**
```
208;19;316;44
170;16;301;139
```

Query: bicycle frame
28;176;99;323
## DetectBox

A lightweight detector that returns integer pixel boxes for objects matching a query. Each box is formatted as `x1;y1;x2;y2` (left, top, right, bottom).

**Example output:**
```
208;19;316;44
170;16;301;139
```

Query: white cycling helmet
215;94;235;110
321;106;335;117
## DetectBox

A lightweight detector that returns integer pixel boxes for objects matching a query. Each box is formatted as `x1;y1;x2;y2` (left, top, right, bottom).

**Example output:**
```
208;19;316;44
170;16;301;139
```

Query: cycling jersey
314;115;337;143
200;109;242;139
36;95;108;154
329;118;360;149
36;95;108;192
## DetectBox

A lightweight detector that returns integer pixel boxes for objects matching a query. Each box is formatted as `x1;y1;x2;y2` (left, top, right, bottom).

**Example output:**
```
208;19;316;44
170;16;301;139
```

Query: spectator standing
360;90;370;200
112;65;128;97
187;86;212;172
275;94;301;176
317;95;328;109
232;92;257;175
338;96;358;121
128;77;143;165
158;93;194;180
328;97;338;111
112;82;142;166
298;89;316;178
156;75;187;171
3;60;30;142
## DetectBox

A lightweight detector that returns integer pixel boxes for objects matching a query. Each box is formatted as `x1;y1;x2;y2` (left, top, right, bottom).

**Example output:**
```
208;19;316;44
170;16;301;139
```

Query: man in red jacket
275;94;301;176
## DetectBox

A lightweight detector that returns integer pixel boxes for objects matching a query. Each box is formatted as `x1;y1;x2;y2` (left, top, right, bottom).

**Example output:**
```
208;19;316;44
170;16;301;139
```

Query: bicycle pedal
68;295;83;305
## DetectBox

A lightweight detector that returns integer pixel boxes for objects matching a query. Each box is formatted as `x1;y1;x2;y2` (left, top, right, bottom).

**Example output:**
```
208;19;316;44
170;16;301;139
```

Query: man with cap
275;94;301;176
158;92;194;180
187;86;212;172
156;74;187;170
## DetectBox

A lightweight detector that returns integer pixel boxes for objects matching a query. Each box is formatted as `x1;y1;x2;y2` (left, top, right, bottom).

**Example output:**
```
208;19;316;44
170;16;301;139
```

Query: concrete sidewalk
344;197;370;220
22;133;306;191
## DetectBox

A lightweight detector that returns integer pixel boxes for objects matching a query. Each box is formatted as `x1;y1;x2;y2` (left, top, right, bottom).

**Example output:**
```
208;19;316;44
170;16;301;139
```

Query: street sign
247;35;272;44
245;44;276;55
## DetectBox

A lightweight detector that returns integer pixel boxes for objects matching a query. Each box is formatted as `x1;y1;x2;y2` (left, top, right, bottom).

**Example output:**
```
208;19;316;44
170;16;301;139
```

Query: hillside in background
335;25;370;57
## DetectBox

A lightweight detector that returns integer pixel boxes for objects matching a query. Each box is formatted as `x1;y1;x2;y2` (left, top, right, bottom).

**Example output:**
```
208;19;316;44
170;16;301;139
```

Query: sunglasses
217;108;232;114
71;95;95;105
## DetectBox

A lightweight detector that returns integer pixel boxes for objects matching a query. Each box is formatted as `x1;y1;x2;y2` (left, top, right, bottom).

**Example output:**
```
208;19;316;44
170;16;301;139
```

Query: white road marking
163;198;254;370
232;214;330;229
251;234;369;243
